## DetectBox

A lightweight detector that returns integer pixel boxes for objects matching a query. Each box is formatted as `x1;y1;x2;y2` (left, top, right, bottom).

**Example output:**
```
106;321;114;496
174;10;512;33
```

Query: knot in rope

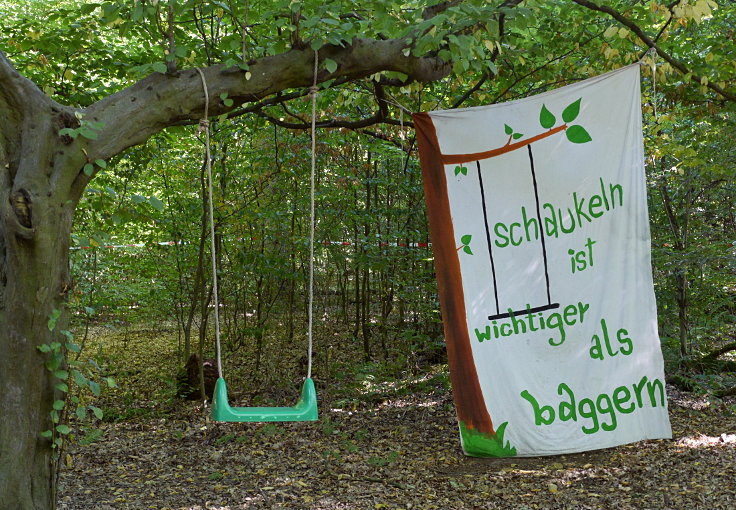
309;85;319;97
197;118;210;135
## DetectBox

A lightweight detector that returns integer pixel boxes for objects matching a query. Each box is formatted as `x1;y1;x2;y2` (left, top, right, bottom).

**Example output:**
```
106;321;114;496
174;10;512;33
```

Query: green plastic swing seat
211;377;318;422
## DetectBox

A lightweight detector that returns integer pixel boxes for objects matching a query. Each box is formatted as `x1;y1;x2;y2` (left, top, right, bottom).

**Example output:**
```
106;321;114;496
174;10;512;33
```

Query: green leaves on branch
562;98;581;123
323;58;338;74
566;125;592;144
538;98;591;144
505;123;524;140
58;118;104;142
47;308;62;332
148;196;165;212
131;193;165;212
460;234;473;255
56;424;72;435
454;165;468;176
83;159;107;177
219;92;234;107
540;105;556;129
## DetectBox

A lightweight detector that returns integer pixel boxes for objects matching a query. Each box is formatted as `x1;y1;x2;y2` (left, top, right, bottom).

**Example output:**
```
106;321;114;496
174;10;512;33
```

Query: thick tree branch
0;51;50;165
571;0;736;102
85;38;451;164
0;50;46;113
422;0;463;20
256;110;414;131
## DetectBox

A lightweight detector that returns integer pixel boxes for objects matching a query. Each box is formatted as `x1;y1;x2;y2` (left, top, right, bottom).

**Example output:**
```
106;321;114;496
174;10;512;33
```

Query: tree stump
177;353;218;400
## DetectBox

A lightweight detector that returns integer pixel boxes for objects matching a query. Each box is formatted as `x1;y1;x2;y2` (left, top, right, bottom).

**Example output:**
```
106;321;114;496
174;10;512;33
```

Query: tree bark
0;52;84;510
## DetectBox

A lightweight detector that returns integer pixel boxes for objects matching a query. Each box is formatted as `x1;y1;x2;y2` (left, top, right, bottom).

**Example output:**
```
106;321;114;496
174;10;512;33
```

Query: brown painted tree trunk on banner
412;112;495;436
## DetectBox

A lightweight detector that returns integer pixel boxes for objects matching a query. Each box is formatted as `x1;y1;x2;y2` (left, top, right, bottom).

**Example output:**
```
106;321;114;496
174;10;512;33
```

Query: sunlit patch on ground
677;433;736;448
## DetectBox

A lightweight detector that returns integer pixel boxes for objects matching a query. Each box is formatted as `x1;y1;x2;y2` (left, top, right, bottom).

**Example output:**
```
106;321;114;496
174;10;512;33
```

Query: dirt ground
57;329;736;510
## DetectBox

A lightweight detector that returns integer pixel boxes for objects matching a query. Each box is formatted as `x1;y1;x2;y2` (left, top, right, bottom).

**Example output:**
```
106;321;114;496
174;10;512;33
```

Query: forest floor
57;325;736;510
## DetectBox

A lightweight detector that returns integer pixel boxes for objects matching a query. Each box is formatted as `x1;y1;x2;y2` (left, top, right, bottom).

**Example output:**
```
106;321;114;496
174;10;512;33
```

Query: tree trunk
676;270;689;357
0;88;83;509
0;239;66;509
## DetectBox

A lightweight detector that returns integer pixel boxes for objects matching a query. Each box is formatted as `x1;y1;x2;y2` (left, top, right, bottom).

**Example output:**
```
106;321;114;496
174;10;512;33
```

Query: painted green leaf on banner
460;234;473;255
504;123;513;135
539;104;556;128
562;98;582;123
512;132;524;139
566;124;592;143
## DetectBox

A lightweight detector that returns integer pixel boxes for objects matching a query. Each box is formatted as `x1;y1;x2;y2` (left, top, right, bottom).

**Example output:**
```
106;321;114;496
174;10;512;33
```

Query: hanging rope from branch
195;67;223;380
196;51;319;386
307;50;318;380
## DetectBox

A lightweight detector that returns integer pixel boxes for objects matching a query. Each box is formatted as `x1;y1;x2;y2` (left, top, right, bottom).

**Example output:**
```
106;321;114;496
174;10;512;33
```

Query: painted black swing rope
477;145;560;322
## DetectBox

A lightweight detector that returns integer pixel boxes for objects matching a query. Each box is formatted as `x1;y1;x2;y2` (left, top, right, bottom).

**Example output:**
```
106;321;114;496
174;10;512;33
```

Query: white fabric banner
415;64;671;457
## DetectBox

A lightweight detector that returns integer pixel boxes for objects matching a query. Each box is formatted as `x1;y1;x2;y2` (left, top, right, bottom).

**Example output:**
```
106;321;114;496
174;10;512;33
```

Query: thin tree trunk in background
254;272;265;373
361;152;372;361
161;170;187;362
197;285;213;400
659;156;693;358
352;185;361;341
288;189;296;344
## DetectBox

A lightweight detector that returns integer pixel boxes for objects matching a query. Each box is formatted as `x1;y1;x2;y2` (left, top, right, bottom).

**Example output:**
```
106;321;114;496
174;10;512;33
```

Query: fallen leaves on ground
58;327;736;510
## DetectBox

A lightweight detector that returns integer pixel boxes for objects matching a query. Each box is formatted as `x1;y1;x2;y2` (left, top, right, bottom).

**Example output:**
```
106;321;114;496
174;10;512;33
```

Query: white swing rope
195;67;224;380
307;51;319;380
196;53;319;384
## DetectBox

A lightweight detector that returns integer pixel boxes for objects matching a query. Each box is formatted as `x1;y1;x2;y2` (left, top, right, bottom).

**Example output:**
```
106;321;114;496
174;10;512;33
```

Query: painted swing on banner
195;54;320;423
414;62;671;457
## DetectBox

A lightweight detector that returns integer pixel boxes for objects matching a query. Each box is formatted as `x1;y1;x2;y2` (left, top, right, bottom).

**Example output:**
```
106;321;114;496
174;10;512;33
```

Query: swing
195;54;320;423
